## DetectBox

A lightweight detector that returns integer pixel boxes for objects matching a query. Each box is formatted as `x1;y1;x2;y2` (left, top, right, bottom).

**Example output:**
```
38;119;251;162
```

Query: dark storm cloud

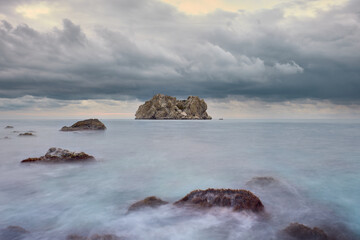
0;0;359;103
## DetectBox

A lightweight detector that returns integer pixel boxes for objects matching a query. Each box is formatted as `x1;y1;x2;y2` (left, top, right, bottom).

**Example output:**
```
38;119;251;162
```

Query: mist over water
0;119;359;239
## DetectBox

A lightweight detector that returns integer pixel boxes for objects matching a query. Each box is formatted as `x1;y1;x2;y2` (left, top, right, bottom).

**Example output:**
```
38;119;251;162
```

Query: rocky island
61;119;106;131
135;94;212;120
21;148;95;163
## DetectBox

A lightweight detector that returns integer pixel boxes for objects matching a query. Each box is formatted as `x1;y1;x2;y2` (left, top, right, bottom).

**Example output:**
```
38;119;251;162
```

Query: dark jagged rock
282;223;329;240
128;196;168;212
18;132;35;136
67;234;123;240
21;147;94;163
5;126;14;129
174;188;264;212
135;94;212;120
0;226;29;240
61;119;106;131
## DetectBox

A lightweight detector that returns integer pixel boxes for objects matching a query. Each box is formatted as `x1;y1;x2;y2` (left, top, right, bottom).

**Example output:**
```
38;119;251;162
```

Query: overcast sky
0;0;359;119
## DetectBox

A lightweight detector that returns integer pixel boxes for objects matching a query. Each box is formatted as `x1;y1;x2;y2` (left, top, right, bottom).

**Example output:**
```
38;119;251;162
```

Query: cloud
0;0;359;106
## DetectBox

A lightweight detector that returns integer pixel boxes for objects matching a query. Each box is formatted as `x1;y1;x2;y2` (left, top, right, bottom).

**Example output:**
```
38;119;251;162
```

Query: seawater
0;119;359;239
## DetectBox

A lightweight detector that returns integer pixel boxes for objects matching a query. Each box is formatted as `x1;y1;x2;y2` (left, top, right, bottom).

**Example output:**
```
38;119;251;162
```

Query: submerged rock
5;126;14;129
67;234;123;240
18;132;34;136
128;196;168;212
174;188;264;212
246;176;278;187
21;147;94;163
135;94;212;120
0;226;29;240
281;223;329;240
61;119;106;131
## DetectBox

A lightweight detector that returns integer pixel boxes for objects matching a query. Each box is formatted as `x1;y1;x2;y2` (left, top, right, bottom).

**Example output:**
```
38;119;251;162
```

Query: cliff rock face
135;94;211;120
174;188;264;212
61;119;106;131
21;148;94;163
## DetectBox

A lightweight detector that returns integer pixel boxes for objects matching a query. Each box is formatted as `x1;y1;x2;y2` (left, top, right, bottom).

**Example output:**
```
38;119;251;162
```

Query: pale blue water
0;119;359;239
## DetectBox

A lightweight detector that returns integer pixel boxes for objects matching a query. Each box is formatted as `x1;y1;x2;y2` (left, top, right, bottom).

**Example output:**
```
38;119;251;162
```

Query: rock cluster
61;119;106;131
135;94;212;120
175;188;264;212
128;196;168;212
21;147;94;163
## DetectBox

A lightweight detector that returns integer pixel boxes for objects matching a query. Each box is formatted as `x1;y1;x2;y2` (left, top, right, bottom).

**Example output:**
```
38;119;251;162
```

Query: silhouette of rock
174;188;264;212
21;147;94;163
128;196;168;212
61;119;106;131
135;94;211;120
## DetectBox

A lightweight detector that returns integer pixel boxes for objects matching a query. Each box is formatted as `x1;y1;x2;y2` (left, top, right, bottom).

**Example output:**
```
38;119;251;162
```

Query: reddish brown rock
282;223;329;240
174;188;264;212
61;119;106;131
21;148;94;163
128;196;168;212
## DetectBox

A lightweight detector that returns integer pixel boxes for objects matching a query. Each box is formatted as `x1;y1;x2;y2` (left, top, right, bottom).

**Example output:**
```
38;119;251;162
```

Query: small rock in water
246;176;278;187
61;119;106;131
174;188;264;212
67;234;124;240
5;126;14;129
281;223;329;240
21;147;95;163
0;225;29;240
128;196;168;212
18;132;35;136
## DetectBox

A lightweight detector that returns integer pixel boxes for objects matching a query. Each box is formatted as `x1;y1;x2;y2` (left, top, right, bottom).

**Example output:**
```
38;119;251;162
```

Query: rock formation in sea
174;188;264;212
0;226;29;240
67;234;124;240
135;94;212;120
61;119;106;131
128;196;168;212
18;132;35;136
21;147;94;163
5;126;14;129
281;223;329;240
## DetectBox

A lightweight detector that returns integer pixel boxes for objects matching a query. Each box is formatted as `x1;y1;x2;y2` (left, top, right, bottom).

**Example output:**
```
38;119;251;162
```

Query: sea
0;119;359;240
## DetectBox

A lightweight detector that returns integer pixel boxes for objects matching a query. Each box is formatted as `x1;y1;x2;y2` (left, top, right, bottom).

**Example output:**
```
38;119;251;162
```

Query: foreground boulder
135;94;212;120
174;188;264;212
21;148;94;163
67;234;124;240
128;196;168;212
281;223;329;240
61;119;106;131
0;226;29;240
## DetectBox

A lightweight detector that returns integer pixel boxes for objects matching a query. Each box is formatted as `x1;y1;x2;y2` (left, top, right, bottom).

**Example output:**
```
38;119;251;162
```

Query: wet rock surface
174;188;264;212
21;147;94;163
281;223;329;240
61;119;106;131
0;226;29;240
128;196;168;212
135;94;212;120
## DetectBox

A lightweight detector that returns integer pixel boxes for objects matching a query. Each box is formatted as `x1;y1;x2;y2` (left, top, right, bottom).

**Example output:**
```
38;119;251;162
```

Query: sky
0;0;359;119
